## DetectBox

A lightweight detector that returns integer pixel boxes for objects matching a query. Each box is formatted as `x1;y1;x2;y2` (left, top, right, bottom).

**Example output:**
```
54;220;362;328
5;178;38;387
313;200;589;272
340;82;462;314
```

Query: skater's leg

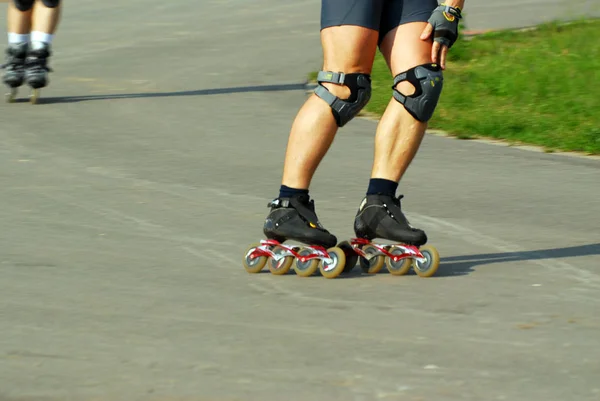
23;0;61;96
354;0;443;246
266;29;374;246
30;0;62;42
280;14;379;191
2;1;34;95
263;1;381;249
370;22;436;185
7;1;33;37
264;1;383;248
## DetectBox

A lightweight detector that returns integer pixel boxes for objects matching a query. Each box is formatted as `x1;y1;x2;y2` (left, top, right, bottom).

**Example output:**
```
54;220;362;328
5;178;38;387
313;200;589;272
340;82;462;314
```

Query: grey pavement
1;1;599;401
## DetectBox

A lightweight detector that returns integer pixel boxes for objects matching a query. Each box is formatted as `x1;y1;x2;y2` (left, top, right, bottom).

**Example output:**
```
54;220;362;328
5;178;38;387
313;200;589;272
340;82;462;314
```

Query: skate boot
242;194;347;279
263;194;337;248
354;194;427;246
1;42;28;103
24;41;52;104
350;194;440;277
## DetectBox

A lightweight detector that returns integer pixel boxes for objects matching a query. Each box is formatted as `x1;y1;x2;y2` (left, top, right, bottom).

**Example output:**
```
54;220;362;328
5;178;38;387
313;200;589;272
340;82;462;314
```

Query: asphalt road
1;1;599;400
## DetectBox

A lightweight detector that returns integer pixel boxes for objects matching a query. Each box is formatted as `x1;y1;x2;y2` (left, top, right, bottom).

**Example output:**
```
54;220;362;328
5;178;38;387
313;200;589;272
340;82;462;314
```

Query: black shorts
321;0;437;45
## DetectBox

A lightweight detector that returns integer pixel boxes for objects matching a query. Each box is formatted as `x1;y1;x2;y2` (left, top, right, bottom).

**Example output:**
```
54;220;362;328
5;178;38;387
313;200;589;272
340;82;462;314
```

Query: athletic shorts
321;0;438;45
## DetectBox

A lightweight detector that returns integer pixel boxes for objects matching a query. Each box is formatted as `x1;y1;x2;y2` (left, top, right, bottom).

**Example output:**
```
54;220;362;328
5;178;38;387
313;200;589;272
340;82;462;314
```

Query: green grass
312;19;600;154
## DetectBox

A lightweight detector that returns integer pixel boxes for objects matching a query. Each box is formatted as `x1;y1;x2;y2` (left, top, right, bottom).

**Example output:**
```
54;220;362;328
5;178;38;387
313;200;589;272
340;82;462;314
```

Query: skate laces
1;56;25;70
382;194;412;225
26;57;52;73
388;194;419;230
3;45;27;69
290;196;326;231
380;194;404;208
1;62;24;71
25;48;52;73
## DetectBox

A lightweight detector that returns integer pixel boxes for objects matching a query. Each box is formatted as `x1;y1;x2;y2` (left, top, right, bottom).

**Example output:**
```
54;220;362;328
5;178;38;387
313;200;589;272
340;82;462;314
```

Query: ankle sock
8;33;29;44
31;31;53;45
366;178;398;196
279;185;308;199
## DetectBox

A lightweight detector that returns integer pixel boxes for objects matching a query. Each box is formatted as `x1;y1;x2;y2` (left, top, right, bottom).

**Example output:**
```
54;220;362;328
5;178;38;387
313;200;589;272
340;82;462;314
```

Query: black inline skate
342;193;440;277
24;41;52;104
242;193;348;279
1;42;28;103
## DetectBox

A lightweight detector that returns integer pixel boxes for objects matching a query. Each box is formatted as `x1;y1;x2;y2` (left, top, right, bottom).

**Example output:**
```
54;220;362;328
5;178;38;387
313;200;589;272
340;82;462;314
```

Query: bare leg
281;26;378;189
353;22;435;247
371;22;433;182
19;0;62;100
7;2;32;34
31;0;62;35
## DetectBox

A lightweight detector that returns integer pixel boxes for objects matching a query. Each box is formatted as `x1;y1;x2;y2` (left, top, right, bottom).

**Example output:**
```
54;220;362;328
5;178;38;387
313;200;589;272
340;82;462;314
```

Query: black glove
426;4;463;48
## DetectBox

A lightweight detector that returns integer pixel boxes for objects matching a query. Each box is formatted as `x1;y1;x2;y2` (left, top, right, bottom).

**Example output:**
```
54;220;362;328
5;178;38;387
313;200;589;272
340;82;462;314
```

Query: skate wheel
5;88;17;103
242;242;267;274
268;246;293;275
30;89;40;104
337;241;358;273
319;247;347;279
359;244;384;274
414;245;440;277
294;248;320;277
385;246;413;276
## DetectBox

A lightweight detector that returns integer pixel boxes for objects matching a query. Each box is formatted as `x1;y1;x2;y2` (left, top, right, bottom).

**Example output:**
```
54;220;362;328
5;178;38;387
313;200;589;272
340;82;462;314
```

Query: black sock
366;178;398;196
279;185;309;199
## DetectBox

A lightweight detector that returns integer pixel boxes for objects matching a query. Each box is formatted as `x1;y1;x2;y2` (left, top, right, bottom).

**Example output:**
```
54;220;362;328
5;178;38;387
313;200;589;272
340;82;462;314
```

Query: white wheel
268;246;294;275
30;89;40;104
414;245;440;277
242;243;268;274
5;88;17;103
359;244;385;274
294;248;320;277
319;247;347;279
385;246;413;276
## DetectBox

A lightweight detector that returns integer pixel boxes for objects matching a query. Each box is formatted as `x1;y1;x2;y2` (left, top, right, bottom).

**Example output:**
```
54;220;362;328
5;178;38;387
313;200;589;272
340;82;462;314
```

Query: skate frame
248;239;335;265
247;238;427;266
349;238;427;264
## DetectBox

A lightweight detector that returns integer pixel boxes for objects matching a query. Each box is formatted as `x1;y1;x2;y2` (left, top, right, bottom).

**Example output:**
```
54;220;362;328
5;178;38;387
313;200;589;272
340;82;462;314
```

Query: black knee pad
392;63;444;123
12;0;35;12
41;0;61;8
314;71;372;127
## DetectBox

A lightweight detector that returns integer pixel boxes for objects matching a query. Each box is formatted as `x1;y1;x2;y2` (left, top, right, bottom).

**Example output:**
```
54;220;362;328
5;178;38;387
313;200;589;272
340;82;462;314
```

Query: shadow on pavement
437;243;600;277
23;83;308;104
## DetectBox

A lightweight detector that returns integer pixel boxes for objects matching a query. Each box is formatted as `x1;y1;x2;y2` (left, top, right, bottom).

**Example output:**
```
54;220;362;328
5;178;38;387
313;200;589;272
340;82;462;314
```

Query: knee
392;63;444;123
314;71;372;127
12;0;35;12
41;0;61;8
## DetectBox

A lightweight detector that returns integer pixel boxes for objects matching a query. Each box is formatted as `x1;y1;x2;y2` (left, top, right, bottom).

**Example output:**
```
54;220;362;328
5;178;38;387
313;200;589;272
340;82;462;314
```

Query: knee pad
392;63;444;123
314;71;372;127
41;0;61;8
12;0;35;12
